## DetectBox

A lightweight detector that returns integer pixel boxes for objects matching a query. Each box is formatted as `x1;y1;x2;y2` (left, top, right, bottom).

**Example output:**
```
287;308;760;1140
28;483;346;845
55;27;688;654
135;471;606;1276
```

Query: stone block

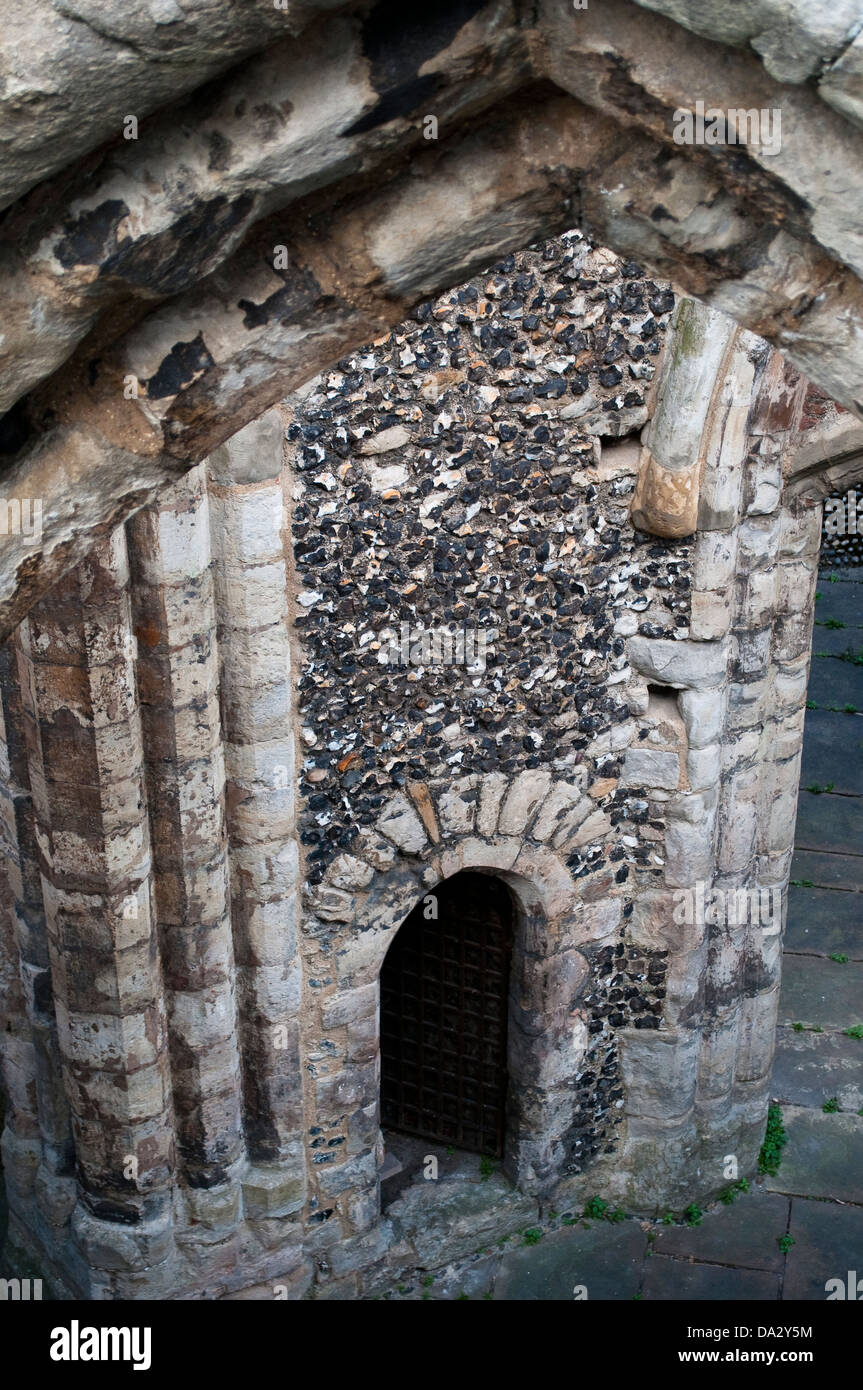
321;982;377;1031
686;743;720;791
619;1028;699;1119
627;636;727;690
690;588;732;639
377;793;427;855
621;746;680;790
663;817;715;886
678;687;724;749
498;769;552;836
476;772;509;837
242;1165;305;1220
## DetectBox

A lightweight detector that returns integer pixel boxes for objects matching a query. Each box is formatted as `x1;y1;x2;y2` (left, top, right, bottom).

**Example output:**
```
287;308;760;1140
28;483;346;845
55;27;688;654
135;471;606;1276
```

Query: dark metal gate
380;871;513;1157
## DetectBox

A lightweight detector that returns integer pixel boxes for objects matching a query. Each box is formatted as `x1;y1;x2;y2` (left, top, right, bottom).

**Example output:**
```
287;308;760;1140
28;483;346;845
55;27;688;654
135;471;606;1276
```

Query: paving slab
785;886;863;959
812;581;863;630
819;568;863;583
810;628;863;659
806;659;863;709
799;709;863;794
765;1107;863;1203
794;791;863;855
652;1190;789;1272
791;850;863;892
492;1219;645;1301
773;1027;863;1111
641;1254;779;1301
783;1196;863;1300
779;954;863;1031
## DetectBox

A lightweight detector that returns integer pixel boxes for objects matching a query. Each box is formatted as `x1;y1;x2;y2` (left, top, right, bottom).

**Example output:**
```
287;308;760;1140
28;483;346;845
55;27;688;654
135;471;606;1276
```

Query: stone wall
0;232;838;1299
3;0;863;638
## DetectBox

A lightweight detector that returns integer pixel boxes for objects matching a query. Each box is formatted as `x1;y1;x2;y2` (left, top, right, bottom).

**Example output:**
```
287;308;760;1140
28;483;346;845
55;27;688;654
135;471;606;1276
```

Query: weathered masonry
2;231;861;1298
2;0;863;640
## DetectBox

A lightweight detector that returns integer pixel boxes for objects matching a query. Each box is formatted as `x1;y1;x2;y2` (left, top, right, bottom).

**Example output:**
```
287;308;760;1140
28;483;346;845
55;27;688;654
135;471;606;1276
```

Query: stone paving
381;567;863;1302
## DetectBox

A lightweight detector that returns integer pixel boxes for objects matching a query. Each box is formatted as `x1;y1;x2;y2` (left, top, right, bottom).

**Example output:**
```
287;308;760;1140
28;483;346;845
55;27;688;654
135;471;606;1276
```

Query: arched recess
374;860;590;1197
305;782;604;1200
380;871;516;1162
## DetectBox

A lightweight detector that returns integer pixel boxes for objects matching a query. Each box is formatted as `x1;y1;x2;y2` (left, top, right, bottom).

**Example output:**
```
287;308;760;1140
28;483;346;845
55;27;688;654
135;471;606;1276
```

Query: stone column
207;410;306;1223
617;308;759;1209
697;345;811;1182
126;464;246;1209
730;353;816;1112
17;531;178;1295
0;639;75;1273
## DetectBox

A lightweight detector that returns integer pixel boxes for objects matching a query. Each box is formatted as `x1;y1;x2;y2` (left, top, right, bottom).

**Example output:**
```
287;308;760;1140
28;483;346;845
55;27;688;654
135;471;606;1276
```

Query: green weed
758;1103;788;1176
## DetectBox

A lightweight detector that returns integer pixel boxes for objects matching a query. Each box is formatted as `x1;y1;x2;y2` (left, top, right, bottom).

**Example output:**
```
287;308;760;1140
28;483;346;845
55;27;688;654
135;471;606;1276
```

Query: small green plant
759;1103;788;1176
792;1022;805;1032
843;1024;863;1039
777;1234;795;1255
824;617;845;629
479;1154;495;1181
806;700;818;709
523;1227;543;1246
828;574;840;582
719;1186;737;1204
446;1145;455;1156
843;704;859;713
560;1214;576;1227
582;1196;609;1221
421;1274;434;1287
632;1292;643;1300
789;879;814;888
735;1178;749;1195
397;1285;410;1295
647;1230;656;1244
830;952;849;964
607;1207;627;1224
662;1212;675;1225
683;1203;703;1227
457;1292;469;1300
482;1291;493;1300
806;782;834;794
822;1097;840;1113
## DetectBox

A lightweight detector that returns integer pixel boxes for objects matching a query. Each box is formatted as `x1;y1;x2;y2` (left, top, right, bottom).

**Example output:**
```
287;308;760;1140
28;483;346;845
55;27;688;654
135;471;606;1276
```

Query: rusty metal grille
380;871;513;1158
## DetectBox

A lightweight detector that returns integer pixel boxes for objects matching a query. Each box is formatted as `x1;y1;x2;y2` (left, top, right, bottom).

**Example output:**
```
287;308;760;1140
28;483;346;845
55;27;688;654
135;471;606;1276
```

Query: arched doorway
380;871;514;1159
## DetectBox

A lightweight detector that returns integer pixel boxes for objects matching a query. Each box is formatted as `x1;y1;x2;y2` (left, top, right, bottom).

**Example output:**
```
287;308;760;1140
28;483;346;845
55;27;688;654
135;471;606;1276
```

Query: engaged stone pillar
701;347;810;1180
127;465;246;1205
0;644;42;1236
630;298;740;539
18;531;178;1294
207;411;305;1219
0;641;75;1273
